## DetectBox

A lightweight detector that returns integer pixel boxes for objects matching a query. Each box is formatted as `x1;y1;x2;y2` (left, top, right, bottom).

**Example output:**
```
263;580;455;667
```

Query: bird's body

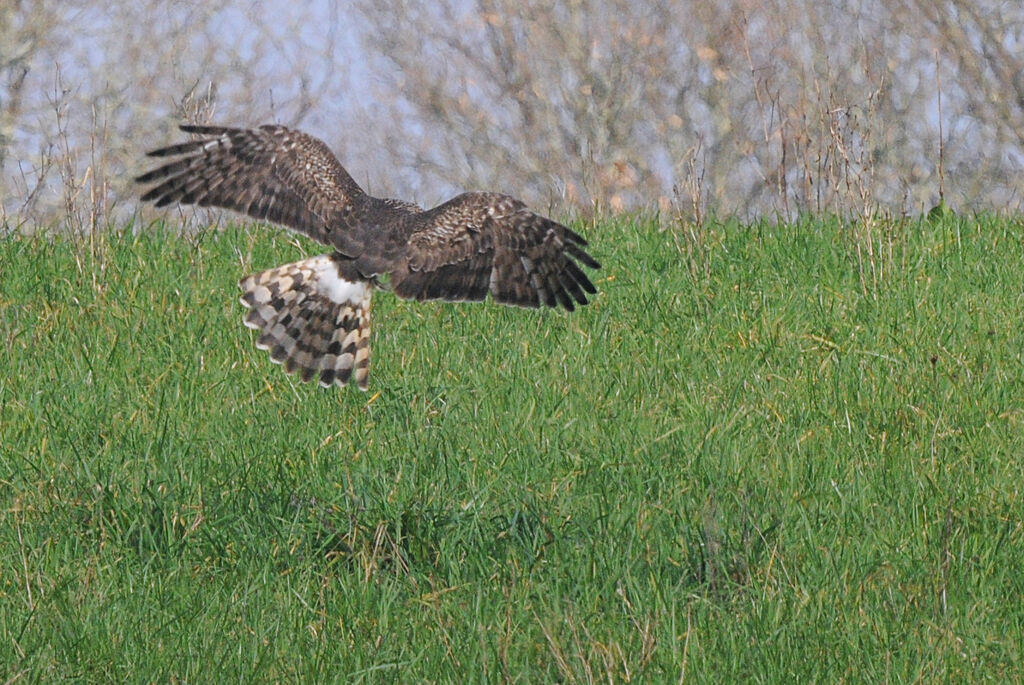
137;124;599;389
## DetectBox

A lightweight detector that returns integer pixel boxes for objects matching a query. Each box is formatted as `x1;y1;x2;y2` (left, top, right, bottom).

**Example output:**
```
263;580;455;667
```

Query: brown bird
136;124;600;390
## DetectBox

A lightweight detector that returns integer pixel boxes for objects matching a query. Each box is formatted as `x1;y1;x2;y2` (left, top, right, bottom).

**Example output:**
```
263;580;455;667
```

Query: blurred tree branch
2;0;1024;230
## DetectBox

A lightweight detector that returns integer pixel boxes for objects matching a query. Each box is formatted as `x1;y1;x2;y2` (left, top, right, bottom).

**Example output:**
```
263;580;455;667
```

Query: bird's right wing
136;125;368;253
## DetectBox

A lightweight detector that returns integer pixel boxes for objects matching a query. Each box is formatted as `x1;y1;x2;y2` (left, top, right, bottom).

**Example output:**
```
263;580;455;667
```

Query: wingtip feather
179;124;233;136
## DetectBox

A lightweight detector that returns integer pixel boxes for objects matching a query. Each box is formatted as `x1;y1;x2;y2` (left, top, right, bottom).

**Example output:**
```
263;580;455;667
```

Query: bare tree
2;0;1024;231
0;0;352;232
349;1;680;212
350;0;1024;218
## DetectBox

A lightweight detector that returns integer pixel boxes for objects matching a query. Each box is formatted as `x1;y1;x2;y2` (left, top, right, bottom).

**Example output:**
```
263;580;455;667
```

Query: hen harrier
136;124;600;390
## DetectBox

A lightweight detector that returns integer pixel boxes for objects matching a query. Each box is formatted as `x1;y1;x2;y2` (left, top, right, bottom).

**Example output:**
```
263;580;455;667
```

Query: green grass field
2;215;1023;681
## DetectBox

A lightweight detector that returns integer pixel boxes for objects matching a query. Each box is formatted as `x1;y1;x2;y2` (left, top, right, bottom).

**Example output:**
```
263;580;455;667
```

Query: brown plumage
137;124;600;389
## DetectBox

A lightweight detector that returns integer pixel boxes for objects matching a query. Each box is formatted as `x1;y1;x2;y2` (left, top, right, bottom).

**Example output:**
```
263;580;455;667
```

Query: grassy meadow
2;215;1024;681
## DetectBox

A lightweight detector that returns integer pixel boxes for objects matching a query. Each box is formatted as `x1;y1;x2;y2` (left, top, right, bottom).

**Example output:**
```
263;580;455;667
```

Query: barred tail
238;254;372;390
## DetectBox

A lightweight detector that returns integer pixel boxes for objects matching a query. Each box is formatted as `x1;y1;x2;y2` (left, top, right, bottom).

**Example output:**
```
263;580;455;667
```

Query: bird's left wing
389;192;600;311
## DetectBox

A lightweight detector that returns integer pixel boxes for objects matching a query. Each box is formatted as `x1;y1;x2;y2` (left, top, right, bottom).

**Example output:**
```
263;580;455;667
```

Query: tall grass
2;215;1023;681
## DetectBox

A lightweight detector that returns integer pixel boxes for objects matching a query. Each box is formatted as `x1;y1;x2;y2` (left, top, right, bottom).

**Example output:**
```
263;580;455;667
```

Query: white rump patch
311;256;370;304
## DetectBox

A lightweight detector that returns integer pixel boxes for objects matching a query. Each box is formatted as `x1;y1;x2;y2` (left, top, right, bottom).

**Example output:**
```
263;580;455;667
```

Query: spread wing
389;193;600;311
136;125;368;254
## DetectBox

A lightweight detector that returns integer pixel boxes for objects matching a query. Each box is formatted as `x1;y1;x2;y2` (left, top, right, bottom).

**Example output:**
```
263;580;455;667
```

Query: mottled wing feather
379;197;424;214
136;125;367;254
403;193;509;272
391;192;599;311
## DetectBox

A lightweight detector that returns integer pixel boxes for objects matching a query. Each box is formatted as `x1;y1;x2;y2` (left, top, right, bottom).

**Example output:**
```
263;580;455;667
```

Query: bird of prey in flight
137;124;600;390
